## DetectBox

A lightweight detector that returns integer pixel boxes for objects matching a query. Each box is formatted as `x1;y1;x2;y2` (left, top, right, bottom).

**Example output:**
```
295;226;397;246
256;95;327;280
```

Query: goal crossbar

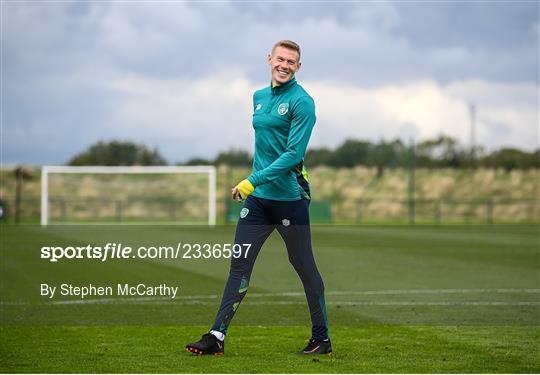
41;165;217;226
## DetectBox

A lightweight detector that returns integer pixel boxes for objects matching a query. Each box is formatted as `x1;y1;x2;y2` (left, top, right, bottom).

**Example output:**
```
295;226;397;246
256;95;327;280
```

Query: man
186;40;331;355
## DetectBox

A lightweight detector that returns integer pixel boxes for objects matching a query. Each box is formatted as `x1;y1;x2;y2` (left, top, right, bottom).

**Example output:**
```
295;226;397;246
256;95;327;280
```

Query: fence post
527;200;534;222
466;201;474;224
170;199;176;221
486;198;493;224
225;167;232;224
408;139;416;225
115;200;122;222
60;199;67;222
434;200;441;224
15;167;23;224
356;199;362;224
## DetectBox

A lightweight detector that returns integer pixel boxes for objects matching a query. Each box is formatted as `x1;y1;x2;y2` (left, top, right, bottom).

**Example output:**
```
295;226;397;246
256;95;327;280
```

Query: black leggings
211;195;329;340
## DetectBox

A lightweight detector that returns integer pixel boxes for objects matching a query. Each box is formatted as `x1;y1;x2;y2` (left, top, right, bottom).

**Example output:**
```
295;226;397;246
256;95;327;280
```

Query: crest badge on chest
277;103;289;116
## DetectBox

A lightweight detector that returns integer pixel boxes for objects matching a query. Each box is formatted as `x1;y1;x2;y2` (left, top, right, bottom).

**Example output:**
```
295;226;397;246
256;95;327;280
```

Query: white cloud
308;79;538;151
3;2;538;164
82;73;539;161
101;73;259;160
4;66;537;164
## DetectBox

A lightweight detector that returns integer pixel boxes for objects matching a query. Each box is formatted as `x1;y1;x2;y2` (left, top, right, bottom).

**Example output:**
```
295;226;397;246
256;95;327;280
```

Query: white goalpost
41;165;217;226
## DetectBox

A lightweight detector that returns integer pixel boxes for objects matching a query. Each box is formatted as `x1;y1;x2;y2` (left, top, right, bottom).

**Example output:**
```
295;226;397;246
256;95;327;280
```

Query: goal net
41;166;216;225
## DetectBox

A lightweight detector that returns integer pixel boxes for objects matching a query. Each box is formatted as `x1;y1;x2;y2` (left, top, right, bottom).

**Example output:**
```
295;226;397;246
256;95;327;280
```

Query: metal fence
343;198;540;224
2;195;538;224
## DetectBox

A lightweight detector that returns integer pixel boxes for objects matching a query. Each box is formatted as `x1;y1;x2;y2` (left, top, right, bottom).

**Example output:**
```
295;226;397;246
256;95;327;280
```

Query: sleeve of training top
248;96;316;187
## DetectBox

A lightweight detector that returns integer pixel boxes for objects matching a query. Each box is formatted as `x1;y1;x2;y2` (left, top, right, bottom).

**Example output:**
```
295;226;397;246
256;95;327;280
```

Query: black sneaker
186;333;224;355
298;338;332;355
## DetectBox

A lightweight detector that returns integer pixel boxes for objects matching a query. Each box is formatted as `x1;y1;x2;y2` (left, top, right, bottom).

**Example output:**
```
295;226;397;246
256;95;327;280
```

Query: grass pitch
2;326;538;373
1;224;539;373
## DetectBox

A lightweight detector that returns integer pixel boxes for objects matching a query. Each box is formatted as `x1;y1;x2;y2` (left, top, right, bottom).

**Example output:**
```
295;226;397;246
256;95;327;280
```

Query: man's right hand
232;179;254;202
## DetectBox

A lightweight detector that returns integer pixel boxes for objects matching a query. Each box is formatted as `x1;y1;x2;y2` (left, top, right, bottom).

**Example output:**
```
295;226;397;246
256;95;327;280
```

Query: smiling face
268;46;301;86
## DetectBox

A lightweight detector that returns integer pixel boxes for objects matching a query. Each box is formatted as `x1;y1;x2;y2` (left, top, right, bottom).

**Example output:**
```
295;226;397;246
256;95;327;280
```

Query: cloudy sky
3;1;539;165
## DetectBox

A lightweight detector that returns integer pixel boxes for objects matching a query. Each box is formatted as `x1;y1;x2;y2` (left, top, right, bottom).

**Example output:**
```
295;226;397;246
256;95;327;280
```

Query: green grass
1;224;539;372
1;326;538;373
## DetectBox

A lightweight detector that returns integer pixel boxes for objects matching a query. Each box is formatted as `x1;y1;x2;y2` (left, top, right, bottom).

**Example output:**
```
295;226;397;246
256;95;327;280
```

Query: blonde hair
272;40;301;60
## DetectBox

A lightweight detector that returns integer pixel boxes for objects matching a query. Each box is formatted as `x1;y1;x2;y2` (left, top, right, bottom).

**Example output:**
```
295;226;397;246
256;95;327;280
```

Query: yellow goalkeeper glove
235;179;254;201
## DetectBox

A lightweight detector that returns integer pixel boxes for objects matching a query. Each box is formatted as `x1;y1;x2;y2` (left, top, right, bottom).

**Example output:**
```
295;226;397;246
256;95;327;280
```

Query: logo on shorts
255;103;262;111
282;219;290;226
240;208;249;219
277;103;289;115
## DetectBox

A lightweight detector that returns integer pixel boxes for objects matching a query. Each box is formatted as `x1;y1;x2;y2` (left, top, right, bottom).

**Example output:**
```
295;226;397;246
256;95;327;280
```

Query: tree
68;140;167;166
415;136;467;168
214;149;253;167
331;139;372;167
183;157;213;166
177;137;539;170
368;140;404;176
180;149;252;166
305;147;333;167
481;148;540;171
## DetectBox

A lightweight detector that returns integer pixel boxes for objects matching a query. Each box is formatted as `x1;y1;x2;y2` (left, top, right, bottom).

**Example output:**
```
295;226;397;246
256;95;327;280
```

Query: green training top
247;77;315;201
